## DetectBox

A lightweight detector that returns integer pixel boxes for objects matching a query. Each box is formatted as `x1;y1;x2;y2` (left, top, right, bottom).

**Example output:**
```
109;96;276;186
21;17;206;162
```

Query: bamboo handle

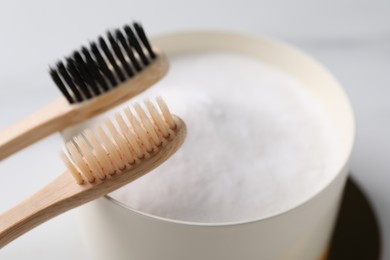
0;99;72;161
0;172;85;248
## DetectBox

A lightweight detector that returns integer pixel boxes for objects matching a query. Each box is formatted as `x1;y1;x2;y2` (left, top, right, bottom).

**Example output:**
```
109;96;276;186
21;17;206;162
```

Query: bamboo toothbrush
0;97;186;248
0;22;168;161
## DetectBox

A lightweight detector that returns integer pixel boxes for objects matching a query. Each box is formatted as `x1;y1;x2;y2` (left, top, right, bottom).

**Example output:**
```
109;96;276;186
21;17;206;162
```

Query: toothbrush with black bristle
0;22;169;161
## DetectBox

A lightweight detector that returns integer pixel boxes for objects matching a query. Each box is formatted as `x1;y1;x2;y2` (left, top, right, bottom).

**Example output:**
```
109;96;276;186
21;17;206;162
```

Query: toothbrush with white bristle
0;97;186;248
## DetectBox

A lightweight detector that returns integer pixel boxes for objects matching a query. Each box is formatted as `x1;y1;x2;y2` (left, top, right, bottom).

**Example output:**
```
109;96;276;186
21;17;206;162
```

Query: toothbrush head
49;22;160;104
61;97;185;185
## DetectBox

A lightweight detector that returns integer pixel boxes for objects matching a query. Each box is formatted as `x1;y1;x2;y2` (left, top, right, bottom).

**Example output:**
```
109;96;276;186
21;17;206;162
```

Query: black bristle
99;36;125;82
133;22;156;59
116;29;142;72
66;58;93;99
82;47;109;92
49;21;156;104
74;51;101;96
107;31;134;78
57;61;83;102
90;42;117;86
50;68;74;103
124;25;149;65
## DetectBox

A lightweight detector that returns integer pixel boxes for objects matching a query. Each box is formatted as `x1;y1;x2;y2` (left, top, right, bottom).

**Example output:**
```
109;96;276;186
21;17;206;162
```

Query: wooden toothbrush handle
0;99;73;161
0;172;86;248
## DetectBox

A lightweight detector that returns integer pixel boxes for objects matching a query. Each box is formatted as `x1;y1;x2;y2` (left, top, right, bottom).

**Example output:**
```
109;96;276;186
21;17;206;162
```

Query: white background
0;0;389;259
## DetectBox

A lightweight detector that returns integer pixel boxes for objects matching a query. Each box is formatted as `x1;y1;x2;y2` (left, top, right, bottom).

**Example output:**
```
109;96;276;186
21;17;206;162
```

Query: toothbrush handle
0;172;86;248
0;99;73;161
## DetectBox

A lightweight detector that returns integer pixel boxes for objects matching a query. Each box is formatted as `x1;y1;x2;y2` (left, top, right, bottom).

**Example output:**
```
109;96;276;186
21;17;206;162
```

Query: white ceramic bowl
62;31;355;260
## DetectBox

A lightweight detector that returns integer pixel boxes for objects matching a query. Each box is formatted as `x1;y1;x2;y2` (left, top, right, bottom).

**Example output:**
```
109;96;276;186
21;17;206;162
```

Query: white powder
110;52;341;223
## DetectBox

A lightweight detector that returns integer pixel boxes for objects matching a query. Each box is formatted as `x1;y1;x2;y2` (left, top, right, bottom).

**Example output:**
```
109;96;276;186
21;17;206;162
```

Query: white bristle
62;97;175;184
83;129;115;175
105;119;135;165
157;96;175;129
145;100;169;137
115;113;144;159
66;142;95;183
96;125;126;171
134;103;161;146
75;136;105;180
124;107;153;152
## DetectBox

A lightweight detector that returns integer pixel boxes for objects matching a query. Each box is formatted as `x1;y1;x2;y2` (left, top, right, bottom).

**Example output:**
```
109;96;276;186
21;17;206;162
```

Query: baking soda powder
111;53;341;223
